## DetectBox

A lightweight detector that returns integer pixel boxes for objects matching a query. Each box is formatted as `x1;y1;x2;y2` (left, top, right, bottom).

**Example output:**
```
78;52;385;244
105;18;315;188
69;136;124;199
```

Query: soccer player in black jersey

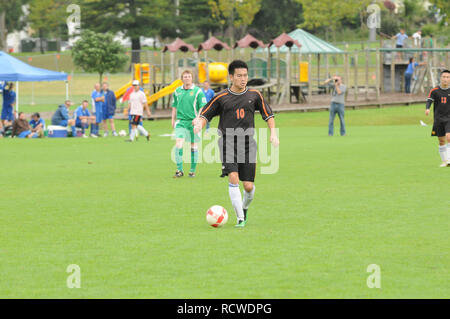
425;69;450;167
194;60;279;228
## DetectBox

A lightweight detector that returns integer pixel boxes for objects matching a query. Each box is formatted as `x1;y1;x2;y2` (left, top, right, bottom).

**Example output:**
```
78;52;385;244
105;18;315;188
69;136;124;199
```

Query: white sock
137;125;148;137
229;183;244;221
439;145;447;163
130;128;137;141
243;185;255;210
447;144;450;162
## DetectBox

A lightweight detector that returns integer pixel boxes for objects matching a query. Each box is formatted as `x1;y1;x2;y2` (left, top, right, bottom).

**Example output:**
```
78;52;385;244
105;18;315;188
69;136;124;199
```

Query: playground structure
114;37;232;112
114;63;182;114
111;30;449;112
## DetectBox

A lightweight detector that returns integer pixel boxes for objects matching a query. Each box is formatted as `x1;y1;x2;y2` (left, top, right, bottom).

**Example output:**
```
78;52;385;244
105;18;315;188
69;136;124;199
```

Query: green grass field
0;104;448;298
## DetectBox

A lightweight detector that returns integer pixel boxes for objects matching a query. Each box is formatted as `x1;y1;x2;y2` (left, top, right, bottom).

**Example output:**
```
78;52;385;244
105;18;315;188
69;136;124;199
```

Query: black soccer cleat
146;135;150;142
188;172;196;178
173;170;184;178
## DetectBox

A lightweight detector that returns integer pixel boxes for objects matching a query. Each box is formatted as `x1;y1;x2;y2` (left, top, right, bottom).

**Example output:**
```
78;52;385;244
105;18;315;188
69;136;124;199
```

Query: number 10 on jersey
236;108;245;119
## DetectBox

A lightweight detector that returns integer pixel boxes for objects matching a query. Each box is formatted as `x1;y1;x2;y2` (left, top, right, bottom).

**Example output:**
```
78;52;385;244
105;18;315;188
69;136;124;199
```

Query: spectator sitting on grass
51;100;76;136
29;112;45;133
12;112;40;138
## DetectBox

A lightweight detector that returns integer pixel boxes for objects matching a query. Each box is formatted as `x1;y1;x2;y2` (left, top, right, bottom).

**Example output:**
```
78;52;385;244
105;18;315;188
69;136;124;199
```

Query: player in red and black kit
193;60;279;228
425;69;450;167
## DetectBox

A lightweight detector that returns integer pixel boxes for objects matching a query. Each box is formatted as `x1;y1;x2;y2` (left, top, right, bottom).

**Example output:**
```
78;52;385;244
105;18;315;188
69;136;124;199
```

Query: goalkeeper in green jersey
171;70;207;178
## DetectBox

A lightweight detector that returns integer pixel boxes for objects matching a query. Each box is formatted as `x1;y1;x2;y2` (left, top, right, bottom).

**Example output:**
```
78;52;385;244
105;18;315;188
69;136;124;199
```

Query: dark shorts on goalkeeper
130;115;142;126
431;120;450;137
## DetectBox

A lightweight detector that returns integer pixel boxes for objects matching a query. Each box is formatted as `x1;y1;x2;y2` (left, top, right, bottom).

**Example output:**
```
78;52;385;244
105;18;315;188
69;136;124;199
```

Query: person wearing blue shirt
102;82;118;137
404;57;426;94
201;81;215;133
91;83;105;137
394;29;408;48
1;82;17;128
393;29;408;61
29;112;45;134
75;100;96;137
12;112;39;138
51;100;76;136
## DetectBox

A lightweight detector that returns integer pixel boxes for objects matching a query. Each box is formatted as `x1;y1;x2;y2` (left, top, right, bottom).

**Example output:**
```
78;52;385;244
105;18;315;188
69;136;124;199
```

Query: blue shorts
1;109;13;121
101;105;113;120
18;130;37;138
75;121;88;128
59;120;68;126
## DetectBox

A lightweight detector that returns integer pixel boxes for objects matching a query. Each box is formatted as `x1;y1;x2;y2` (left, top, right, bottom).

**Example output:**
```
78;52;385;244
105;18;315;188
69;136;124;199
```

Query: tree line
0;0;448;57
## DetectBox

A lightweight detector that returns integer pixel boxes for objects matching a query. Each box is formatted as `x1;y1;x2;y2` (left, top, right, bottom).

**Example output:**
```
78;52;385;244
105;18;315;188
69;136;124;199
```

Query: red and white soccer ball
206;205;228;227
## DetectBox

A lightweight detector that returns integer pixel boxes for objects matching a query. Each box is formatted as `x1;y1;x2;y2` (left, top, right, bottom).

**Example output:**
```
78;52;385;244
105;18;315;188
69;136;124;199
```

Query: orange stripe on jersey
249;89;268;117
201;92;228;115
428;87;439;98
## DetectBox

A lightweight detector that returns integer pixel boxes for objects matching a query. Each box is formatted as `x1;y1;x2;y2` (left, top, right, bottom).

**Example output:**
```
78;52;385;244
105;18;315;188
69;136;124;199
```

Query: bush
420;23;437;37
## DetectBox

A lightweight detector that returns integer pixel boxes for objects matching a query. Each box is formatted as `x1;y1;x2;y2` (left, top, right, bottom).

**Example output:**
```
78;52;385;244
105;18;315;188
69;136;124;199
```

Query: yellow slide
115;81;132;100
116;80;182;116
147;79;183;105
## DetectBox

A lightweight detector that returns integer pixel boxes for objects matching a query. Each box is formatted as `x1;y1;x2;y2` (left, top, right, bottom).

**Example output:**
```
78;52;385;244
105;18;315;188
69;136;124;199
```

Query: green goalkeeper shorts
174;119;201;143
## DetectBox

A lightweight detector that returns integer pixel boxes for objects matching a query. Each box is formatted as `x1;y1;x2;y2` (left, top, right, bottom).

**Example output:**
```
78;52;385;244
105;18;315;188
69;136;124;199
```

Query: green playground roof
257;29;344;54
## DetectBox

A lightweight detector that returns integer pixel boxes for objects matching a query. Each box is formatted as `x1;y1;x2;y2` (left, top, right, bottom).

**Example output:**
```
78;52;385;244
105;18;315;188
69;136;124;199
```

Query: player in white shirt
126;80;151;142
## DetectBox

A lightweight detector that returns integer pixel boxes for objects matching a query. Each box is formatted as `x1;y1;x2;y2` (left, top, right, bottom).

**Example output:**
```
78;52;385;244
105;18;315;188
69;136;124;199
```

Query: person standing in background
1;82;16;128
323;75;347;137
171;70;207;178
412;30;422;48
404;57;426;94
91;83;104;137
102;82;118;137
392;29;408;60
201;81;215;134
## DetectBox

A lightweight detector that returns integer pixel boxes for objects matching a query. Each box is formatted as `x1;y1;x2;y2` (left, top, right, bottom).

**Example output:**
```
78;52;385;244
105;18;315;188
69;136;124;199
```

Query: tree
296;0;371;41
380;4;400;36
178;0;219;40
81;0;172;64
249;0;303;42
402;0;428;32
28;0;66;53
0;0;28;52
431;0;449;24
72;30;128;83
209;0;262;45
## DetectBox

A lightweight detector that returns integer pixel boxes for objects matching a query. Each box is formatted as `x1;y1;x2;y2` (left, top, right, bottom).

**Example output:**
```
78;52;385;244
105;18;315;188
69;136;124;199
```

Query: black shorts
130;115;142;126
221;162;256;182
396;44;403;48
219;136;257;182
431;120;450;137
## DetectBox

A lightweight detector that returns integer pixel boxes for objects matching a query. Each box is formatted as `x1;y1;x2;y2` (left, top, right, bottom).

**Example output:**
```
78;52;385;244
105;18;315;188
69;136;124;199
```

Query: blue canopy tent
0;51;68;113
